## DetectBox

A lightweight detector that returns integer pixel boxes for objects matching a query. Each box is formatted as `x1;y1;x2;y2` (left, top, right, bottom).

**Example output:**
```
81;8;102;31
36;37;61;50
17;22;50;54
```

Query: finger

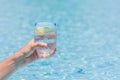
30;41;47;50
39;48;56;58
34;42;47;47
20;39;47;56
28;39;47;48
27;42;47;56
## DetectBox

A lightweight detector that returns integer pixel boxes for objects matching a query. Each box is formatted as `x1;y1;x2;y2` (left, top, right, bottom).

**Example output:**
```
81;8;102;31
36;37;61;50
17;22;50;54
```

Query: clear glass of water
34;22;56;54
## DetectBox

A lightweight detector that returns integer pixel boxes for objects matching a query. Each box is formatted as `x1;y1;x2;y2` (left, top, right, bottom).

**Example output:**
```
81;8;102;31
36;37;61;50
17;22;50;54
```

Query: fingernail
44;43;47;47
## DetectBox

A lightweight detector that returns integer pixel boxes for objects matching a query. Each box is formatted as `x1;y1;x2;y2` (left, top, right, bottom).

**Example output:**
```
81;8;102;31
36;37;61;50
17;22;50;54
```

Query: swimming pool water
0;0;120;80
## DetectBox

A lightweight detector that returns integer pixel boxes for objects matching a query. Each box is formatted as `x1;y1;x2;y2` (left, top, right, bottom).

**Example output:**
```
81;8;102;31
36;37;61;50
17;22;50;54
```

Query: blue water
0;0;120;80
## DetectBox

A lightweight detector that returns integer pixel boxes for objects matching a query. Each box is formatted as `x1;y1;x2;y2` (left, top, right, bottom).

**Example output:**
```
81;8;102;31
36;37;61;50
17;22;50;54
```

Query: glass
34;22;56;54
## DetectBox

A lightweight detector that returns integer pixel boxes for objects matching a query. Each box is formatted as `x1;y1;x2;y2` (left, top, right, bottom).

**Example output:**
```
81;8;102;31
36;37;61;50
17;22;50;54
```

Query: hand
0;39;56;80
13;39;56;67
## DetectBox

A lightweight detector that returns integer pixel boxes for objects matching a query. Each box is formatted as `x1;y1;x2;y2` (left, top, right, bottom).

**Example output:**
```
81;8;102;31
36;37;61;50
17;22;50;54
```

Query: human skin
0;39;56;80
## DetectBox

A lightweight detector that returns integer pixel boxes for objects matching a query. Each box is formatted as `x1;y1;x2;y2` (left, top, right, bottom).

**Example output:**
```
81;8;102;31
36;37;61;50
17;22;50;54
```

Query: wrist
3;55;18;69
3;52;23;69
10;52;27;68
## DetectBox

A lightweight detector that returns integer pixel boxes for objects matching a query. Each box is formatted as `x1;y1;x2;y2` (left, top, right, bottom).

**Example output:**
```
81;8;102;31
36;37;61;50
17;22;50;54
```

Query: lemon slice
35;29;44;35
44;27;54;34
